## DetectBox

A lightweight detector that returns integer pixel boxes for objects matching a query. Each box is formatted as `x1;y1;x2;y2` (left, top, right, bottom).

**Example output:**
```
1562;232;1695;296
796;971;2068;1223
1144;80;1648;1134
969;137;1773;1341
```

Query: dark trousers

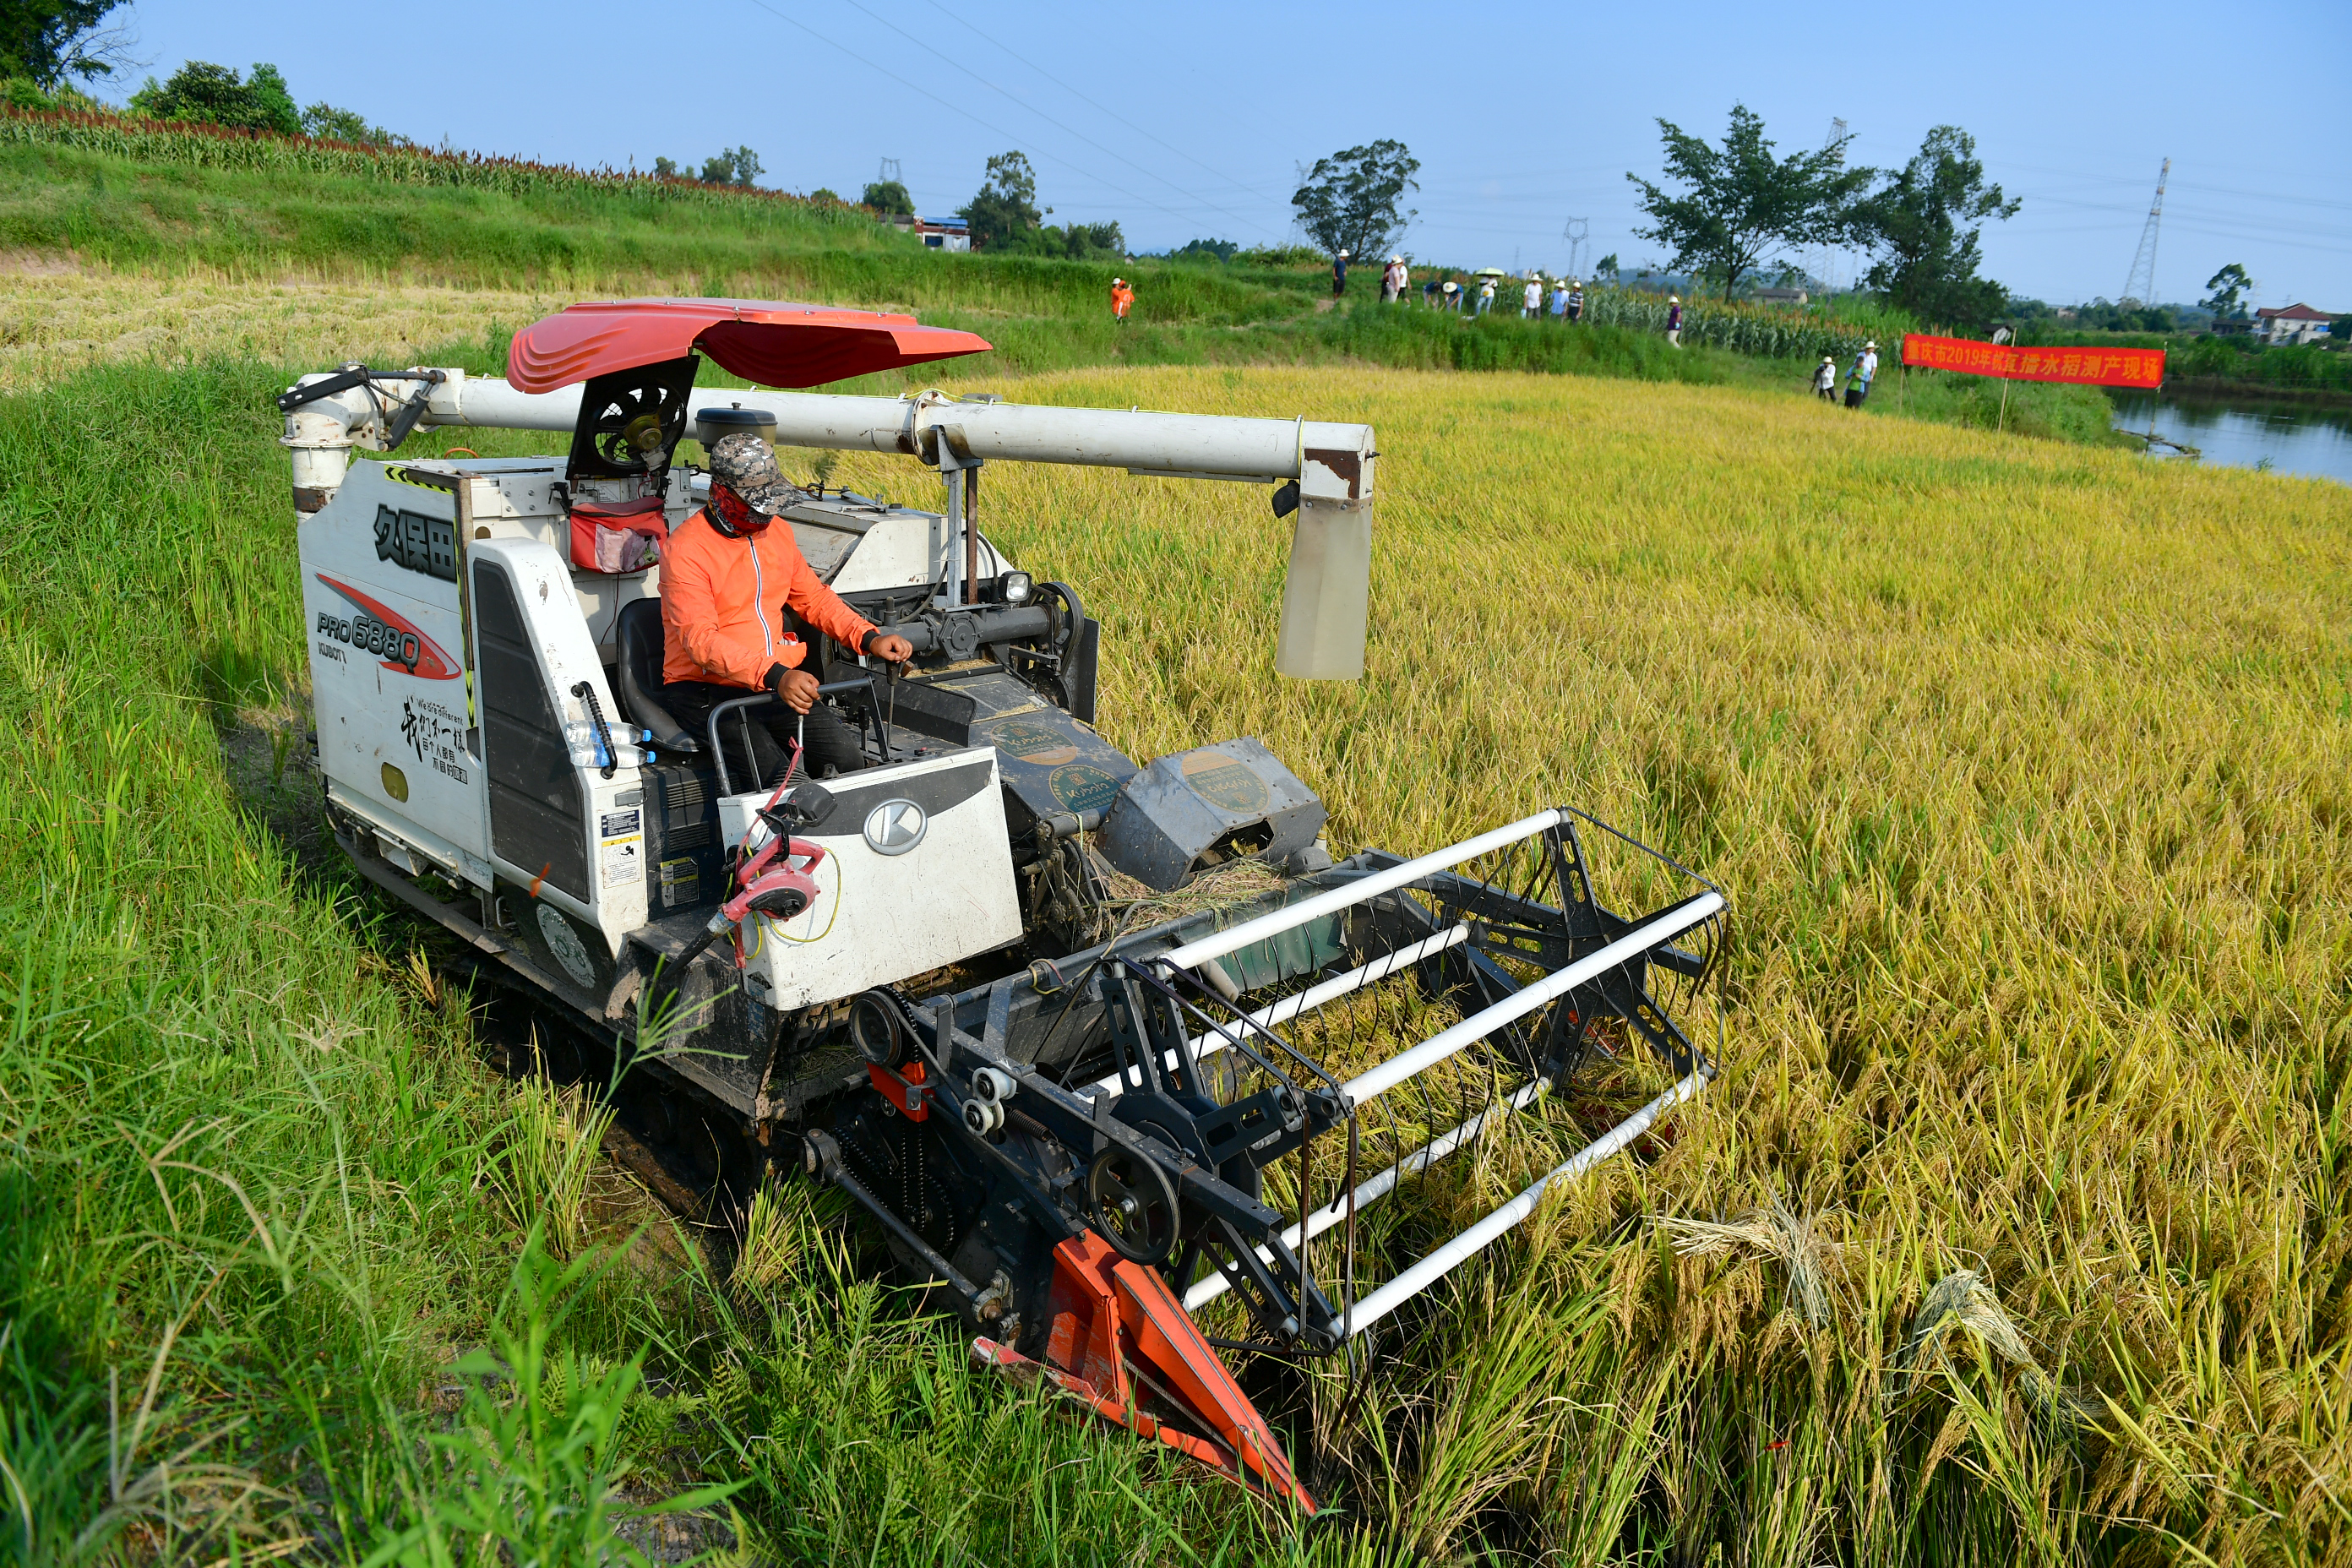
1845;385;1870;408
661;679;868;788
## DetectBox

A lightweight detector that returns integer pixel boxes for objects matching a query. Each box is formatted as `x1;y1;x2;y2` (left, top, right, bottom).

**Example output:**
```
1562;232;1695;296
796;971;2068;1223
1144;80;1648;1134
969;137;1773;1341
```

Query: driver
661;433;913;781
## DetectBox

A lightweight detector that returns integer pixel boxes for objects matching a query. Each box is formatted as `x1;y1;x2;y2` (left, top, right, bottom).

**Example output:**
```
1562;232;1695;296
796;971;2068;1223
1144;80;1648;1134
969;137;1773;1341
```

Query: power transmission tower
2121;158;2170;308
876;156;902;186
1813;118;1849;292
1561;217;1588;280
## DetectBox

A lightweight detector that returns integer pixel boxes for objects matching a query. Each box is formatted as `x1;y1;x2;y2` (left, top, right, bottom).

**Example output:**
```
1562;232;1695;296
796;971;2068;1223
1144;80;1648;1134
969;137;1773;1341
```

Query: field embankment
0;110;2130;448
3;348;2346;1560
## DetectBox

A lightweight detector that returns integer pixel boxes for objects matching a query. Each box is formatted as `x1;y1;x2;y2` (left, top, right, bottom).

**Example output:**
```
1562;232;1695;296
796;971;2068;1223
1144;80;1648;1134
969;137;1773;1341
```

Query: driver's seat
613;597;700;754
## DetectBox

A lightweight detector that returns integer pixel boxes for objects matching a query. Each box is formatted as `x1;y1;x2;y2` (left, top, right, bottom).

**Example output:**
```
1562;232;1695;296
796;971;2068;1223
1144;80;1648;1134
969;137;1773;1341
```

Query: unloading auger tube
282;367;1375;680
280;300;1729;1517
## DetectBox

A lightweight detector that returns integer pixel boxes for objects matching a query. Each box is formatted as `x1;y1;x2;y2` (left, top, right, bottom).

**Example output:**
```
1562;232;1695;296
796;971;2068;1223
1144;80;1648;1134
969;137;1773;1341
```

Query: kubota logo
315;574;460;679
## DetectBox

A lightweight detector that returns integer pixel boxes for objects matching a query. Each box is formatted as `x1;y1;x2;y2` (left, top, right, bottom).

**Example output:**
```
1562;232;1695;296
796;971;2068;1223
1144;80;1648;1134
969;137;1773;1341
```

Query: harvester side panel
297;463;487;877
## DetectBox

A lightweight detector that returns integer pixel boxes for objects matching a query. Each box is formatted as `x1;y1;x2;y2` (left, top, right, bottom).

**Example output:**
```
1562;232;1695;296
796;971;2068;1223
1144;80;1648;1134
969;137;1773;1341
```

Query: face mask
711;486;767;536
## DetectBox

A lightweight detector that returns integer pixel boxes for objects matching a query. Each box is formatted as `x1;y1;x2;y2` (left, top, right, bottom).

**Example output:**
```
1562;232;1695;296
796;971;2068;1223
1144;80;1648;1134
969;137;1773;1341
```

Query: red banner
1901;334;2165;388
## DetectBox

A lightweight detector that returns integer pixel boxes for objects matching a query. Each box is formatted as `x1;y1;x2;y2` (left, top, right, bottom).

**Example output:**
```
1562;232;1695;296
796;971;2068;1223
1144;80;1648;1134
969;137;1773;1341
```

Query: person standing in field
1844;340;1880;407
1567;280;1585;323
1382;255;1407;302
1109;276;1135;324
1522;275;1543;318
1549;278;1570;321
1813;355;1838;400
1665;294;1683;348
1478;276;1497;316
1332;250;1349;297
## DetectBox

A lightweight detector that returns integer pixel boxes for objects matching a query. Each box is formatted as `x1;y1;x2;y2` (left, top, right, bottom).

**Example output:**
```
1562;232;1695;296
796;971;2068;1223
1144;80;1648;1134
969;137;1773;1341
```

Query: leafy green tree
1592;253;1620;283
959;151;1043;251
652;156;679;179
0;0;135;89
1291;140;1418;261
1626;104;1873;301
2200;263;2251;321
1858;125;2018;326
700;146;761;187
128;61;300;135
808;187;841;204
2330;318;2349;343
300;101;396;144
861;179;913;215
1170;237;1238;263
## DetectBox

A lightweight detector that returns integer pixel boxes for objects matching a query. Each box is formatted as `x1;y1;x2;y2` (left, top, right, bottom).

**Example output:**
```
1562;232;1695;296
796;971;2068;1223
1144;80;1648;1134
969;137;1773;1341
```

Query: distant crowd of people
1110;261;1886;411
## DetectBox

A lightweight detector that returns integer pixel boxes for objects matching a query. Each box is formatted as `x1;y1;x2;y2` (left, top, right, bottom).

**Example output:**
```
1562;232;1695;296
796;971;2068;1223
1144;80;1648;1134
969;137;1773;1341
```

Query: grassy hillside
0;110;2129;449
3;346;2344;1560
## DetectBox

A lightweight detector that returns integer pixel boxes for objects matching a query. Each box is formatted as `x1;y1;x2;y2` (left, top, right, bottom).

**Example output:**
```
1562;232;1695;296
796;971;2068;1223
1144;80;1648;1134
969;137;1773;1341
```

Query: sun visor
507;298;992;393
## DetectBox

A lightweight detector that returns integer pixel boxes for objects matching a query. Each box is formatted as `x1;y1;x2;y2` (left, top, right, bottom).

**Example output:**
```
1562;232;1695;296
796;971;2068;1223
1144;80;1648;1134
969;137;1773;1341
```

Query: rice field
1;330;2346;1562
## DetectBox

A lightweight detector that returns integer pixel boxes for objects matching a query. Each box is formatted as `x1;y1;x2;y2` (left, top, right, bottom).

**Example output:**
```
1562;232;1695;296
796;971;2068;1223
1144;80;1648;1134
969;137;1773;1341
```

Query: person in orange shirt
1110;276;1135;324
661;433;913;781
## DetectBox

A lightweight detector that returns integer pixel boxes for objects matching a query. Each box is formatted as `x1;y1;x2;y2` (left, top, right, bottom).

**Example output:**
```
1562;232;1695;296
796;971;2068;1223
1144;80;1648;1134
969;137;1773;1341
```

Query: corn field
0;106;886;226
1581;286;1914;362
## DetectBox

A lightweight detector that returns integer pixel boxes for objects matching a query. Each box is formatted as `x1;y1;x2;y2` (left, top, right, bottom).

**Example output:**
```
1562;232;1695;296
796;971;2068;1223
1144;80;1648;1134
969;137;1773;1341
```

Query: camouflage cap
706;433;807;515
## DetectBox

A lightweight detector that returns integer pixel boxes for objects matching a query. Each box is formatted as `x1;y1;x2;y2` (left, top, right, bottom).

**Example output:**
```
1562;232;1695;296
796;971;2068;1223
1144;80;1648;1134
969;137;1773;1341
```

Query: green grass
4;348;2346;1561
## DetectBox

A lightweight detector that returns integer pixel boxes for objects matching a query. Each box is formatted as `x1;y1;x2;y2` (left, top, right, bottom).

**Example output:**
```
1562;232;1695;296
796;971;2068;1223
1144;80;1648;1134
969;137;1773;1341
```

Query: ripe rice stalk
501;1069;613;1260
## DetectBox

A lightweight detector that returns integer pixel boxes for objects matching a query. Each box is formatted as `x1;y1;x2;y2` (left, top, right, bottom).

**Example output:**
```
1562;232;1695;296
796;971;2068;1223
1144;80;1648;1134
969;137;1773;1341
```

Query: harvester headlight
999;570;1034;606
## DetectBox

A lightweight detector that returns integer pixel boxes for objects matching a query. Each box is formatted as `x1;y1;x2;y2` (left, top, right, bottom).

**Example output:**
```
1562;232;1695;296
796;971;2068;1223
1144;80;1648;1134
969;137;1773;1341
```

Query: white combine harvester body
280;299;1726;1513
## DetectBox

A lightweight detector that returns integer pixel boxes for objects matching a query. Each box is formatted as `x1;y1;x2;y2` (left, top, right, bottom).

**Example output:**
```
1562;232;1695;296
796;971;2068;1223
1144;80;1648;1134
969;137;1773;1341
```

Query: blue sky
134;0;2349;309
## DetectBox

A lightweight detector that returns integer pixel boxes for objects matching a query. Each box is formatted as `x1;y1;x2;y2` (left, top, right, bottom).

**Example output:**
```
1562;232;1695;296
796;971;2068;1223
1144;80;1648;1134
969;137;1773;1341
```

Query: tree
301;101;396;144
1592;253;1620;283
700;146;761;187
861;179;913;215
652;156;679;179
1858;125;2019;326
128;61;300;135
2200;263;2251;322
1291;140;1418;261
808;187;841;204
1626;104;1873;301
959;151;1042;251
1171;237;1238;263
0;0;137;89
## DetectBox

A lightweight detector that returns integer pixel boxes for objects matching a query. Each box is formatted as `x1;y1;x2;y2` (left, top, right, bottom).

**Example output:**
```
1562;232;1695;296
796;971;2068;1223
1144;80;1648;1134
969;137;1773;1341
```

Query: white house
889;214;972;253
2251;302;2338;346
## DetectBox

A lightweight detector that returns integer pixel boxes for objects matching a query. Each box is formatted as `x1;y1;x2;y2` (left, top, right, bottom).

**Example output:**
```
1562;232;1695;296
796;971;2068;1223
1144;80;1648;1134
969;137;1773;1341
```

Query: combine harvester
279;299;1726;1511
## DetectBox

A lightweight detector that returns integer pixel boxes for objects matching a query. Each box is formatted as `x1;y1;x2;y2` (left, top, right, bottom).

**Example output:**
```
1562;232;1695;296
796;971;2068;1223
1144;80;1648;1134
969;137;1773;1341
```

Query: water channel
2109;392;2352;486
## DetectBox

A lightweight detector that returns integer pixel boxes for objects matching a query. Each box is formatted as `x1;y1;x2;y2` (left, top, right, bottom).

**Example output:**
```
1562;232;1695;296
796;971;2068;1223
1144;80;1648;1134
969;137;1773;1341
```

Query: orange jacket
1110;284;1135;316
660;508;879;688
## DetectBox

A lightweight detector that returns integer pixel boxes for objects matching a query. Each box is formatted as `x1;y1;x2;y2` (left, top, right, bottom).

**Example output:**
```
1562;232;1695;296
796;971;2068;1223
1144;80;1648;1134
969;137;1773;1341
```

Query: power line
825;0;1274;238
738;0;1240;236
916;0;1272;209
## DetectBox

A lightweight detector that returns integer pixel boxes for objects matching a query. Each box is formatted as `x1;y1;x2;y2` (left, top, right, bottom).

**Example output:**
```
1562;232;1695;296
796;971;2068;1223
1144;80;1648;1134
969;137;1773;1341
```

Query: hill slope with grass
2;335;2345;1559
0;106;2125;446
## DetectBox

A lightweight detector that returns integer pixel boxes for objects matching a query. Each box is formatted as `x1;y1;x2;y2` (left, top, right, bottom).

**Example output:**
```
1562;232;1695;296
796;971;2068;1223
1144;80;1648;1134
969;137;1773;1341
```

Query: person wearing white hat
1814;354;1838;400
1549;277;1571;321
1844;340;1881;408
1522;275;1544;318
1666;294;1683;348
1567;279;1585;323
1381;254;1407;303
1332;249;1350;297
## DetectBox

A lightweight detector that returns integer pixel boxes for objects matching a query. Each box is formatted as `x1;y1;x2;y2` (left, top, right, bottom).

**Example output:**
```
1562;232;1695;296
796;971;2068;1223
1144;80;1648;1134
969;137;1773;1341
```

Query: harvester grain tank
280;297;1727;1511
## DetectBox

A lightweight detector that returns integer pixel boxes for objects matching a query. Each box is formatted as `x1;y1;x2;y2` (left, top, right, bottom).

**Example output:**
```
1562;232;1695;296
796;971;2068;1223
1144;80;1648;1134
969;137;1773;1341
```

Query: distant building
2251;302;2337;346
1747;287;1810;307
890;214;972;253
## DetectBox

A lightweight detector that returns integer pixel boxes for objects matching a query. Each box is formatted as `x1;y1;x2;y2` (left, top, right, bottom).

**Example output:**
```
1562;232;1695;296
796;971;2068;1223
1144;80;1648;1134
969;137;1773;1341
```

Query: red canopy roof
506;298;992;393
